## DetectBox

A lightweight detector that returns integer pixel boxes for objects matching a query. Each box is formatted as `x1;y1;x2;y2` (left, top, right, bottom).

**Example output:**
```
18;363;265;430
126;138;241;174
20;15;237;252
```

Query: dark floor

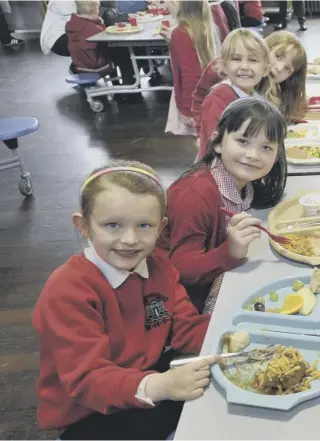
0;17;319;440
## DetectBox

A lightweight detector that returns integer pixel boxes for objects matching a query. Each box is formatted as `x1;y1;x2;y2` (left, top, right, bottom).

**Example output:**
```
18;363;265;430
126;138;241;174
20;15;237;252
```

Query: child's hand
145;355;217;402
227;212;261;260
160;24;172;42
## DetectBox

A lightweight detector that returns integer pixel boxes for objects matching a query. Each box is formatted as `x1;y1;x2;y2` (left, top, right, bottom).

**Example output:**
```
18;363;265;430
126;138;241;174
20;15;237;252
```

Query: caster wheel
19;177;33;196
89;100;104;112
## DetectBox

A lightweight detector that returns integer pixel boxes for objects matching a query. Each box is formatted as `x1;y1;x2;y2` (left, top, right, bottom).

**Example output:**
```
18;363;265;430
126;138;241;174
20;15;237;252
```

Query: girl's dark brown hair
80;160;166;221
265;31;307;122
184;97;287;209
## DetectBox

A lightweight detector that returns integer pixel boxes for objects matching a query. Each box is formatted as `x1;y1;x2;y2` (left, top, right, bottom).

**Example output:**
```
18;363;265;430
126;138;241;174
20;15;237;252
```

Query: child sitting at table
165;0;221;137
33;160;213;440
156;97;287;314
66;0;135;84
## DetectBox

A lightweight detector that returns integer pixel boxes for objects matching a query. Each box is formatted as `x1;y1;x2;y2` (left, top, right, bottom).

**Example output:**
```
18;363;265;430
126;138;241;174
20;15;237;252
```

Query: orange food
280;295;303;315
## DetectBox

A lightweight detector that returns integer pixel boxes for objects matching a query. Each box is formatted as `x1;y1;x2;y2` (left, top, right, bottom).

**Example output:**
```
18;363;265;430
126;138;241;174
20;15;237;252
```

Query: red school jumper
191;59;225;137
32;253;209;430
156;168;241;313
199;83;238;158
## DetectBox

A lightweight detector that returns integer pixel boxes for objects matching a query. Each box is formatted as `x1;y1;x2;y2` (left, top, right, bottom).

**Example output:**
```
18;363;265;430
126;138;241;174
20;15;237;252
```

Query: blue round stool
65;73;100;86
0;117;40;196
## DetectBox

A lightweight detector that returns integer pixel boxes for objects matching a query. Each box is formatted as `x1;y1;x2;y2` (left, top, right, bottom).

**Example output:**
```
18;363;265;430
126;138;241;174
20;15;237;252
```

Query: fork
220;207;292;245
170;344;277;368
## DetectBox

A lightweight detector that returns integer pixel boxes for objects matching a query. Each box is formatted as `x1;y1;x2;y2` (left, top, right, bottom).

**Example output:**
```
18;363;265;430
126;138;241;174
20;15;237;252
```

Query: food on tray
280;294;303;315
287;128;308;138
106;24;142;34
296;287;317;315
292;280;304;291
287;146;320;159
282;234;315;256
244;269;319;315
310;267;320;293
254;346;320;394
307;64;320;75
224;331;250;353
269;291;279;302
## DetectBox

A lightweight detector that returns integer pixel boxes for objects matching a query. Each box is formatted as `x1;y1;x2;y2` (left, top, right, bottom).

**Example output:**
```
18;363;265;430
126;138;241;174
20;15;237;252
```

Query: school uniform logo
144;293;171;331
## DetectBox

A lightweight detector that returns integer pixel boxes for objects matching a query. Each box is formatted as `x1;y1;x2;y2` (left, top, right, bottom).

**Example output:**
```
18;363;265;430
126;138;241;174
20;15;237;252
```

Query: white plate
285;141;320;165
286;123;320;140
132;13;163;22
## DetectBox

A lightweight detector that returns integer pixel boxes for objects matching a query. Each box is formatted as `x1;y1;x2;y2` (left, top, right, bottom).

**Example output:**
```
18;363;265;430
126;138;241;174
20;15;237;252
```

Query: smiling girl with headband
33;159;213;440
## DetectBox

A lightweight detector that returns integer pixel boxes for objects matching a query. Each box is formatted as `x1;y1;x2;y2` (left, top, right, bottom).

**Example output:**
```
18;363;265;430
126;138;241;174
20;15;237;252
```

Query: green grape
292;280;304;291
244;304;253;311
269;291;279;302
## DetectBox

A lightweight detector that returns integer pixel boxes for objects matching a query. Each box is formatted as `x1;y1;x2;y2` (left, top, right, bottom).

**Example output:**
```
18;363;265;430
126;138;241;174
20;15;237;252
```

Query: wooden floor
0;17;319;439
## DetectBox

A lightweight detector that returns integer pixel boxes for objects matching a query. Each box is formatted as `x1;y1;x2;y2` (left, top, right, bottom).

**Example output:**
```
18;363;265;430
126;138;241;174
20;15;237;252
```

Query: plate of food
307;58;320;80
211;329;320;410
130;11;163;22
105;23;143;34
286;143;320;164
268;192;320;266
286;123;319;139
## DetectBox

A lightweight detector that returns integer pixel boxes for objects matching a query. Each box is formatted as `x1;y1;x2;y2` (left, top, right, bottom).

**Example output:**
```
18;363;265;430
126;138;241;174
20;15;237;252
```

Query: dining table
174;174;320;440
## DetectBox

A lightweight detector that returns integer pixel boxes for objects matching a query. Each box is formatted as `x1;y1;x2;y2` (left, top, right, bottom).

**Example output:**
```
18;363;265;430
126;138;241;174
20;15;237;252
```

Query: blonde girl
266;31;307;123
199;28;278;157
33;159;213;440
192;30;307;136
165;0;221;136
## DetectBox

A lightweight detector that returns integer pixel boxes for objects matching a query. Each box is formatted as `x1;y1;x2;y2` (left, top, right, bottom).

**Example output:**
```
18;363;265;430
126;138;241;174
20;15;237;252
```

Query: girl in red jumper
33;160;213;440
165;0;221;136
192;30;307;139
199;28;279;158
157;97;287;314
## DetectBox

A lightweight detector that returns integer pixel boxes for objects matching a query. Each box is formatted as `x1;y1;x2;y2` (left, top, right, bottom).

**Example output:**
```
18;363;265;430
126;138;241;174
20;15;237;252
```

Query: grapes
292;280;304;291
254;302;265;312
269;291;279;302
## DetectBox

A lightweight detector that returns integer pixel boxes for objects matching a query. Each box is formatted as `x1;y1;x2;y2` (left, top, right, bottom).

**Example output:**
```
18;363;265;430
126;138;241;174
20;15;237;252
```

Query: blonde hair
76;0;100;15
221;28;280;108
80;160;166;221
266;31;307;121
176;0;220;71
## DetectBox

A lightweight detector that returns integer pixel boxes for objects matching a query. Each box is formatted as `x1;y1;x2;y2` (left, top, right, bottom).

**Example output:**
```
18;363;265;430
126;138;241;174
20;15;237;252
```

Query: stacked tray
210;271;320;410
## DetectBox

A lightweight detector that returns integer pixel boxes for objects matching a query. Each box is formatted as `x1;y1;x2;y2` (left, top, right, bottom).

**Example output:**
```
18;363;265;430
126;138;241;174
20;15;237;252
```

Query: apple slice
297;287;317;315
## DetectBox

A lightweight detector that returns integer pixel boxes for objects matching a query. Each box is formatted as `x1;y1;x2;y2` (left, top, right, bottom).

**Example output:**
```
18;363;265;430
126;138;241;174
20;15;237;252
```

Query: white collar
84;241;149;288
223;79;250;98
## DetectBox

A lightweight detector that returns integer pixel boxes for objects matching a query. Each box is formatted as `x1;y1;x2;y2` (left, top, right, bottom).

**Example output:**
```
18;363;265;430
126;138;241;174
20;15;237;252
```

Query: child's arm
167;188;240;288
170;27;202;117
200;89;229;158
191;59;223;137
35;288;158;414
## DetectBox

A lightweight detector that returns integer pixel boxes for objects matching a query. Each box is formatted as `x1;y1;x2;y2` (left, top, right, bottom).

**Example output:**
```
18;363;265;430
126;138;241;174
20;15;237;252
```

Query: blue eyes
106;223;151;229
107;223;120;229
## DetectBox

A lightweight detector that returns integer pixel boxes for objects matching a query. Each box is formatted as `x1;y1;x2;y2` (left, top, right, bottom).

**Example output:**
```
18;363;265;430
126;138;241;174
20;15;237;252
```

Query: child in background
33;160;213;440
66;0;134;83
192;30;307;137
239;0;264;28
157;98;287;313
199;28;279;158
165;0;221;136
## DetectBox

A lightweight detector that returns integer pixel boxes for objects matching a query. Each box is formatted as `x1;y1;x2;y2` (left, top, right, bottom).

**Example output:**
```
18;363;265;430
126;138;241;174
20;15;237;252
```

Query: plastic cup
128;17;137;26
299;193;320;217
161;19;170;27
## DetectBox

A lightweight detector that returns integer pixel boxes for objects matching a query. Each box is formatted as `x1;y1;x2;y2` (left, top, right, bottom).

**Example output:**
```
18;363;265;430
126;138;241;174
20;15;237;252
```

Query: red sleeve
167;187;241;288
170;26;202;117
199;86;236;158
211;3;229;42
191;59;223;137
39;285;155;414
170;267;210;353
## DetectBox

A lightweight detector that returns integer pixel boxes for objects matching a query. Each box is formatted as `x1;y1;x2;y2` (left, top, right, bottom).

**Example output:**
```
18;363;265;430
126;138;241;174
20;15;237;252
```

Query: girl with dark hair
157;97;287;314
